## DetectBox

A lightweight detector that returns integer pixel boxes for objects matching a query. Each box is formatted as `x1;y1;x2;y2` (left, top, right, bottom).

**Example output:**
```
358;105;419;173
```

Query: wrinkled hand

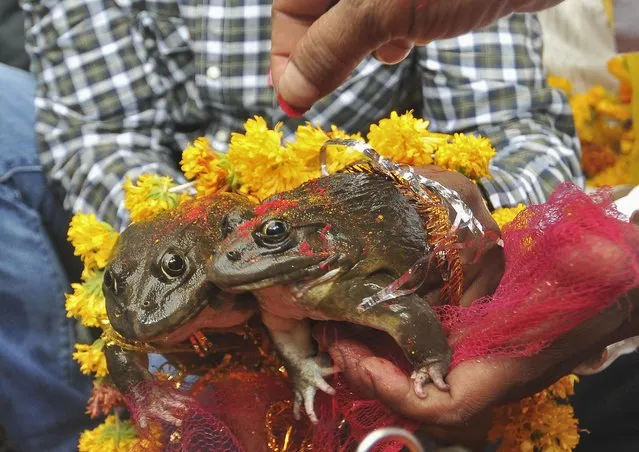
318;212;639;447
271;0;563;114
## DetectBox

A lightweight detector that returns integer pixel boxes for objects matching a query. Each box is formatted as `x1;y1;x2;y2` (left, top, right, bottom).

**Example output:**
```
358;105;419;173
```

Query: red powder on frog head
319;224;332;244
181;201;209;225
298;241;315;257
233;199;300;238
254;199;299;216
235;217;261;237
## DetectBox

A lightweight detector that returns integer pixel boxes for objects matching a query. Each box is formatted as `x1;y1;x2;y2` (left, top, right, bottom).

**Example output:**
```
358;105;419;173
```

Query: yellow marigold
432;133;496;181
608;55;631;85
585;85;608;106
78;415;138;452
367;110;450;166
489;375;580;451
490;399;579;451
491;204;527;230
595;99;632;122
123;174;191;223
227;116;310;200
180;137;238;196
65;270;108;328
68;213;119;275
580;142;618;178
548;75;573;97
620;131;635;154
546;374;579;400
180;137;218;179
73;339;108;378
570;94;596;143
286;122;364;176
594;117;626;147
588;154;633;187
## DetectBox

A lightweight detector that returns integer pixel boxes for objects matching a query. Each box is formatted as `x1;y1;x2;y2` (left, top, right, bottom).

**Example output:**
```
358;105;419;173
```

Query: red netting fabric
124;182;639;451
437;182;639;366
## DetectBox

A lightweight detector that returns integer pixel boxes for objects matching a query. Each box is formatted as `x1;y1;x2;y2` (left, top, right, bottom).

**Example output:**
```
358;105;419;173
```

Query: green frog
207;165;453;423
102;192;259;426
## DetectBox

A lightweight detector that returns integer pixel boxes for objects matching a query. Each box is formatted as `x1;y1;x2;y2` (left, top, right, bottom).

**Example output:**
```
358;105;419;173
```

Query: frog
207;165;454;423
102;192;259;427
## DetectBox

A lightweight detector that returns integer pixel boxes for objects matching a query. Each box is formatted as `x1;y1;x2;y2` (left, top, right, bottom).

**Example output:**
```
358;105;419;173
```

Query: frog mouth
147;295;249;347
218;253;343;292
148;303;215;345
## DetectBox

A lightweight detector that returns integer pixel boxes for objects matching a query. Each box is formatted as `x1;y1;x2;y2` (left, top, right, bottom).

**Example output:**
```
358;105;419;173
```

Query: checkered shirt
22;0;583;231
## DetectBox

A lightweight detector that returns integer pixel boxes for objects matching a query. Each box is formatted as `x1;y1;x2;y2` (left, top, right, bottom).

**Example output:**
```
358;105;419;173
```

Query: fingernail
277;92;306;118
277;62;320;117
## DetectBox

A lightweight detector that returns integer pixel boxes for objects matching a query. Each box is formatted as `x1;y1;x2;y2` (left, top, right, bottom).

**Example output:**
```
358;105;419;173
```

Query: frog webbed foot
411;360;450;398
292;353;338;424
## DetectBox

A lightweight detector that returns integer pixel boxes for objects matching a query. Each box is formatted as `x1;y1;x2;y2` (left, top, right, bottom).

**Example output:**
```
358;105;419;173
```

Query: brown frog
102;192;259;426
207;165;455;423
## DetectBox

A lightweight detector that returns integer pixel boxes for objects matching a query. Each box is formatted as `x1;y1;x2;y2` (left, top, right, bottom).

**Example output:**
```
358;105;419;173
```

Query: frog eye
103;269;117;293
160;252;186;278
258;219;290;244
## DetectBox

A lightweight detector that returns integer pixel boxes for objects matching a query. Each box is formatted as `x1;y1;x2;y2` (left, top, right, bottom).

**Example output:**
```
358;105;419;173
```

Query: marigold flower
547;75;573;97
585;85;608;106
595;99;632;122
491;204;527;230
123;174;191;223
580;142;618;178
489;375;580;451
570;94;596;143
367;110;449;166
73;339;108;378
180;137;237;196
180;137;218;180
227;116;310;199
78;415;138;452
68;213;119;274
433;133;496;181
608;55;631;86
286;122;364;177
588;154;634;187
620;131;635;154
65;270;108;328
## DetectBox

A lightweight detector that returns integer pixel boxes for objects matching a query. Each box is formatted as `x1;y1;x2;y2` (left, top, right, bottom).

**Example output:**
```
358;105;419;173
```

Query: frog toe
291;357;337;423
303;387;319;424
411;361;450;397
315;352;339;377
293;386;320;424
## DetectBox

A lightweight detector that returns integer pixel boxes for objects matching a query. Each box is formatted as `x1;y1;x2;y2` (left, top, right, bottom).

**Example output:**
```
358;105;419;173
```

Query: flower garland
66;111;581;451
548;53;638;187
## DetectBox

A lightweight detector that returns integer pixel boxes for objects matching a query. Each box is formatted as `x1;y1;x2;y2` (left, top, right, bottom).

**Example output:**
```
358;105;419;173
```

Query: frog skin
102;192;259;426
207;168;453;423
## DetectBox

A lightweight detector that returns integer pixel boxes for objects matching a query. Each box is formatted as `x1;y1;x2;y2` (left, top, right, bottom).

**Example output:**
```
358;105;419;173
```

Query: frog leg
260;311;337;423
327;274;452;398
104;345;191;427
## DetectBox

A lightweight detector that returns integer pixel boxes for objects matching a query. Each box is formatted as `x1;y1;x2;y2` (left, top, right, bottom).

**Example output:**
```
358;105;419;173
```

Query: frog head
103;193;258;343
207;171;428;293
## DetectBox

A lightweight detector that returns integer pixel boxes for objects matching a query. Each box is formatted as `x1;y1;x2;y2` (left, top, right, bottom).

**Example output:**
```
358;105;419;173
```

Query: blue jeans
0;63;95;451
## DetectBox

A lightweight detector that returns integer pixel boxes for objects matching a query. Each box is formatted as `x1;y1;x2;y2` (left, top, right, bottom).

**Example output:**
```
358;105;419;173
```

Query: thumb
276;0;410;114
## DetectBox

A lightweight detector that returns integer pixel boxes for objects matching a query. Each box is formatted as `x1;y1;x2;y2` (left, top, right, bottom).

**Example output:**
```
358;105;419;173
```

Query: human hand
412;165;505;307
318;212;639;446
271;0;563;115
